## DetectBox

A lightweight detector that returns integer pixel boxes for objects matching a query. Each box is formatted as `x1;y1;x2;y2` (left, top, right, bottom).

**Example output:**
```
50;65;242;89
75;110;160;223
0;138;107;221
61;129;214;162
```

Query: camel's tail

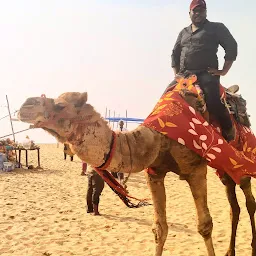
95;168;151;208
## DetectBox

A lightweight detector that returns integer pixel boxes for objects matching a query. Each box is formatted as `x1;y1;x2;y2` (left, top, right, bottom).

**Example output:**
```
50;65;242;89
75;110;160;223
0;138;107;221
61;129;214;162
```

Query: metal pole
108;109;111;126
6;95;16;142
113;111;115;129
126;110;128;128
105;107;107;119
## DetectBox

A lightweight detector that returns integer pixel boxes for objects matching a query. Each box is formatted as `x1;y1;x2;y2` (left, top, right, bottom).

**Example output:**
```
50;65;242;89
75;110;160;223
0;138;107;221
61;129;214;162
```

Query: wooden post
6;95;16;142
6;95;17;162
37;148;40;167
18;150;21;168
25;150;28;167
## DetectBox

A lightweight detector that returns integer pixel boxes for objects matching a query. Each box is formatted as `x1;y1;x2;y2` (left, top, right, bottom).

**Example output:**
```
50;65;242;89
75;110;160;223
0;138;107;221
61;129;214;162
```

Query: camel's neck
106;126;162;173
67;115;113;167
67;121;161;173
48;103;163;172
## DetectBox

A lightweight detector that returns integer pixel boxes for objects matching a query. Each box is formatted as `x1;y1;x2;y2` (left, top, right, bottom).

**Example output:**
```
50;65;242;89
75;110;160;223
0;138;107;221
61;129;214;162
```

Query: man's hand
173;66;180;76
208;68;226;76
175;73;183;79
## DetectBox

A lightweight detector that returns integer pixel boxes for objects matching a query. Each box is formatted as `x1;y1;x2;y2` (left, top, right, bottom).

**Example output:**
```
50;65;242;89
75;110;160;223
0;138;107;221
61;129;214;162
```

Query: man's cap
190;0;206;10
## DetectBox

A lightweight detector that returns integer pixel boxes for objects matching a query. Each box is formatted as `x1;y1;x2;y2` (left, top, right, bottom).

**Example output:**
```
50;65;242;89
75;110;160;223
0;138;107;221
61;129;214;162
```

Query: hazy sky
1;0;256;143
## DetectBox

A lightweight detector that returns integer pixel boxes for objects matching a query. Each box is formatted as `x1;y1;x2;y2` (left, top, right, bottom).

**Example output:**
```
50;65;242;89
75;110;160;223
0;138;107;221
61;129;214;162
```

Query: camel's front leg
145;171;168;256
240;177;256;256
221;174;240;256
186;166;215;256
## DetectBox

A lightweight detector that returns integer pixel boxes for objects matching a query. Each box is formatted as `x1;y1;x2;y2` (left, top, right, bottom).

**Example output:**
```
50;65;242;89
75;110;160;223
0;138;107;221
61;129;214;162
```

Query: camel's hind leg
221;174;240;256
240;177;256;256
186;165;215;256
145;172;168;256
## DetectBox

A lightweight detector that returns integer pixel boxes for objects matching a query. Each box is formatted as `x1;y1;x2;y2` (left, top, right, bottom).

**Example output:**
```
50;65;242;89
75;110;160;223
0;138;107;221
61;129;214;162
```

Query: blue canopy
105;117;144;123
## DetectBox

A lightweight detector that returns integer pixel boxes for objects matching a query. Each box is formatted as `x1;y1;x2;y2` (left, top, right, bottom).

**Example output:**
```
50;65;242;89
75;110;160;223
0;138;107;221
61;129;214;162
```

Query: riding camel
18;82;256;256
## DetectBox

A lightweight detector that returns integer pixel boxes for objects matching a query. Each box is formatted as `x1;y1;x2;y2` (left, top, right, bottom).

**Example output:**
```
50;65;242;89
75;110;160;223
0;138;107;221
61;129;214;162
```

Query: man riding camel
169;0;237;141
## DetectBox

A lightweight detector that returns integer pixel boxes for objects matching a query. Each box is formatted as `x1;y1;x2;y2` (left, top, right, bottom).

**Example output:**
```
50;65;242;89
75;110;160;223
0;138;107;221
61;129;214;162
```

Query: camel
18;90;256;256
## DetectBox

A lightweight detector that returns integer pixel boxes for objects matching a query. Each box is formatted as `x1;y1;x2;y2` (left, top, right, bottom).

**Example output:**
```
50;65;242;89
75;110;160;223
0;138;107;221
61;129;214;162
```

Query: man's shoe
93;204;100;216
87;200;93;213
81;171;86;176
87;206;93;213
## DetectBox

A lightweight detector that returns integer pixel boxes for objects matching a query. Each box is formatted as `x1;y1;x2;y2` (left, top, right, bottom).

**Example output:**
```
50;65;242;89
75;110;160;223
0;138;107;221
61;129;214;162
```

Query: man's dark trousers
166;71;232;133
86;172;104;212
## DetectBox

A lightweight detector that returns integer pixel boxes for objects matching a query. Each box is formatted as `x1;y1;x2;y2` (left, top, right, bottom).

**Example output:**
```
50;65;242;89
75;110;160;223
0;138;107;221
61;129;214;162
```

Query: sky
1;0;256;143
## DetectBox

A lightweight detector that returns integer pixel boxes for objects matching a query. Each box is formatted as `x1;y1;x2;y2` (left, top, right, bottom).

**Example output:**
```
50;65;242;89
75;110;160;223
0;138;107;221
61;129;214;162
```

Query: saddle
173;75;251;128
223;85;251;128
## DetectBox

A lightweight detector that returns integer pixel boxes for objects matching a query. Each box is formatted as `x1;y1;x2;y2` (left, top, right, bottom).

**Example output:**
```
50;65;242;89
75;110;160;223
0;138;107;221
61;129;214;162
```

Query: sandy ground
0;144;255;256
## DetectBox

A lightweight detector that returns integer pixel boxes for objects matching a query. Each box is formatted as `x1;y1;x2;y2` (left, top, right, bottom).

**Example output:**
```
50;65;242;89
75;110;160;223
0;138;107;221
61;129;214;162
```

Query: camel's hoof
225;250;235;256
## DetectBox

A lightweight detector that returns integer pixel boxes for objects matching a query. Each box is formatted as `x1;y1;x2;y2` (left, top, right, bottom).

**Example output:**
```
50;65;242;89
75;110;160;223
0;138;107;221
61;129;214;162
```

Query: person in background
118;120;127;132
63;143;74;161
82;162;105;216
111;120;127;185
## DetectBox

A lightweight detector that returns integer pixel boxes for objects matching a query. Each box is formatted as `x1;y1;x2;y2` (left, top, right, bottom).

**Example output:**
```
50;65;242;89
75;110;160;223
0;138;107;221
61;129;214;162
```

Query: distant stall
0;95;37;171
0;138;17;171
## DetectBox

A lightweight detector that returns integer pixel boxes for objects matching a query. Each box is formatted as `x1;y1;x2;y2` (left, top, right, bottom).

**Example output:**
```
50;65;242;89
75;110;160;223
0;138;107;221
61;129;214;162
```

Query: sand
0;144;255;256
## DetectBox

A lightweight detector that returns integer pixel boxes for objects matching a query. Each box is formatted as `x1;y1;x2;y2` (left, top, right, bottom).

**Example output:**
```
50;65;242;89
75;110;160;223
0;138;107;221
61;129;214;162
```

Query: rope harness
35;95;150;208
95;132;150;208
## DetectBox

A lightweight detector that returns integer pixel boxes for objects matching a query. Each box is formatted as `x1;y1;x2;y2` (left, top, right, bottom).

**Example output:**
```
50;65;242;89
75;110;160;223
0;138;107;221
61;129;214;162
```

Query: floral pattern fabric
142;80;256;184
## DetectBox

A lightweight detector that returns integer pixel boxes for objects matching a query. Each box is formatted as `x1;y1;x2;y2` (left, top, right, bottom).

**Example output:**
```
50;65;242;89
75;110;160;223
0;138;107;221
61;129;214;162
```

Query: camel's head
18;92;91;142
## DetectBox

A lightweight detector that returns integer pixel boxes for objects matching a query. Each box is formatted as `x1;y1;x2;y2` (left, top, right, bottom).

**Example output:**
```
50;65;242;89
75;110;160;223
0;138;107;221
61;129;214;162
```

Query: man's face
190;6;207;25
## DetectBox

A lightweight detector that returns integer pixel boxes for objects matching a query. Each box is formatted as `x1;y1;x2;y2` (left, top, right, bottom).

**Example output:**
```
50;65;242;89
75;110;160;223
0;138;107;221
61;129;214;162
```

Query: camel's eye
54;103;66;111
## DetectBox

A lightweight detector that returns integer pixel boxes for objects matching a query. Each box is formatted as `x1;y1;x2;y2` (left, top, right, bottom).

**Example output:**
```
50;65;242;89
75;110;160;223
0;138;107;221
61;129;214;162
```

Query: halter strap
96;131;117;170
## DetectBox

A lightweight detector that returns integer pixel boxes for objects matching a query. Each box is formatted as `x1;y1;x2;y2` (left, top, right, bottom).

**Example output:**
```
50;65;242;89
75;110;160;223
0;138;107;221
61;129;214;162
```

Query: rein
94;131;150;208
35;95;150;208
96;131;117;170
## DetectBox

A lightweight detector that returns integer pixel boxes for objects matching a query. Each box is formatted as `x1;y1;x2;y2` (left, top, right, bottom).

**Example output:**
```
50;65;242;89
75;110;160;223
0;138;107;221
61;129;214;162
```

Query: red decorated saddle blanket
142;76;256;184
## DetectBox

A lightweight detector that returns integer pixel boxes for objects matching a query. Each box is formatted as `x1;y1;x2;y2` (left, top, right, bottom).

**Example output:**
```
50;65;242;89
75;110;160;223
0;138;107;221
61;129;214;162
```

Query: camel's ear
53;98;68;111
75;92;87;107
56;92;88;108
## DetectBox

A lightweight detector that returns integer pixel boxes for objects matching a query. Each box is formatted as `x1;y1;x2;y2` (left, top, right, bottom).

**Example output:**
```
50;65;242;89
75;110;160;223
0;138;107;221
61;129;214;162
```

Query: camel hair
18;91;256;256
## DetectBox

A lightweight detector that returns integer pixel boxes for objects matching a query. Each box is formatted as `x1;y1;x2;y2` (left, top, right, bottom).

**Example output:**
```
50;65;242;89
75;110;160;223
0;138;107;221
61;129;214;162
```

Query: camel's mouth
18;97;50;124
18;108;39;123
34;120;43;127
